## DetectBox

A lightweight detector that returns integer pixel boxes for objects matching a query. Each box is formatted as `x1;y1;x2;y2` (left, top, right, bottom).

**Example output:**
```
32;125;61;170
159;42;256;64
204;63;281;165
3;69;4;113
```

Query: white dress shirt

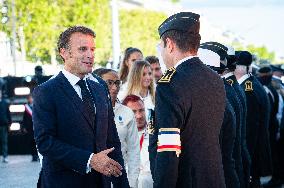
237;74;250;84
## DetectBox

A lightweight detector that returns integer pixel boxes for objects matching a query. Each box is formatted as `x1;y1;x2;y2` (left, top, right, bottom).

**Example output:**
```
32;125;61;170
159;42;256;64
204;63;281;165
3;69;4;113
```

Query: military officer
198;43;240;188
150;12;226;188
224;45;251;188
234;51;272;188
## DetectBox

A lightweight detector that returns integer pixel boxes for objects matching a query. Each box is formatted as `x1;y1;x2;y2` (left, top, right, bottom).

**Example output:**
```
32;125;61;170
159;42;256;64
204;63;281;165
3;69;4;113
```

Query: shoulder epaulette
158;67;176;83
226;79;234;86
245;80;253;91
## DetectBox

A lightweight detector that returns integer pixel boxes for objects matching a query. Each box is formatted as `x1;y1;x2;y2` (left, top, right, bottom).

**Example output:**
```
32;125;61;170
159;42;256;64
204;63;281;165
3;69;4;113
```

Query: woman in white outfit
118;60;155;123
118;47;143;101
95;68;140;188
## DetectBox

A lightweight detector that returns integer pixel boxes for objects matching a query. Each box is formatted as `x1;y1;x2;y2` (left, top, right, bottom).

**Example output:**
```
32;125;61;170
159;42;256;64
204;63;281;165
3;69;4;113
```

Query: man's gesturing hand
90;147;123;177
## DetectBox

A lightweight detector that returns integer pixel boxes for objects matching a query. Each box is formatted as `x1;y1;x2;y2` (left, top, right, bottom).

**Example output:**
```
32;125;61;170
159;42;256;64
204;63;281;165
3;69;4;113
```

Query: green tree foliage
3;0;111;64
119;9;166;57
1;0;166;66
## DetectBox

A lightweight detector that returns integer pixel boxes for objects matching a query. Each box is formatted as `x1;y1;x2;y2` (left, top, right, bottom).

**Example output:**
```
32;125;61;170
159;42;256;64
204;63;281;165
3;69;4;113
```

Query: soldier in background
198;43;239;188
0;90;11;163
22;94;39;162
264;65;284;187
257;66;283;187
234;51;272;188
224;45;251;188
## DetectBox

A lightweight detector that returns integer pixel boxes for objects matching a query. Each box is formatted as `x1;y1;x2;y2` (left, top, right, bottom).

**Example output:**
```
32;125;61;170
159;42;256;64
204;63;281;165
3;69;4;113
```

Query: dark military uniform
239;74;272;183
151;57;226;188
198;41;243;188
219;99;239;188
226;74;251;188
223;77;244;188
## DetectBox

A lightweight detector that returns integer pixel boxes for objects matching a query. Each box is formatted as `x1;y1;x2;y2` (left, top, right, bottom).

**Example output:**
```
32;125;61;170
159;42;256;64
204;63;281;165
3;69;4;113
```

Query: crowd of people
0;11;284;188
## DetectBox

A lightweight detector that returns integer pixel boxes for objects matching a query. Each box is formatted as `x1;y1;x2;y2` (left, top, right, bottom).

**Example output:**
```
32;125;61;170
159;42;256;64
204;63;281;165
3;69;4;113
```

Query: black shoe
262;178;283;188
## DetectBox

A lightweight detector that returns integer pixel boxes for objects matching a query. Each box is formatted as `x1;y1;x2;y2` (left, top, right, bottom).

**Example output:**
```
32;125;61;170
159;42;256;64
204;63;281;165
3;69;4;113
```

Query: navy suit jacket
33;72;129;188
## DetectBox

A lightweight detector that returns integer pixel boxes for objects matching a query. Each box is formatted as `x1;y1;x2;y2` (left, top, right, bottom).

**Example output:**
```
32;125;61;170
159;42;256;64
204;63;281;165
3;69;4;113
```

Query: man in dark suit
0;90;11;163
22;94;39;162
150;12;226;188
33;26;129;188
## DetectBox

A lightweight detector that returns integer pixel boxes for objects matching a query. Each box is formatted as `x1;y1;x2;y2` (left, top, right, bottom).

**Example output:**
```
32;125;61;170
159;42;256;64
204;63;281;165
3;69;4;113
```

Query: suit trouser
0;126;8;158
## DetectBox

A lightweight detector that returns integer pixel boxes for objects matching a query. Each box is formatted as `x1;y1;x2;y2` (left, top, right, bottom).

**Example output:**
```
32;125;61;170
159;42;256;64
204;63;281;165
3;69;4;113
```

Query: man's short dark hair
161;22;201;53
145;56;159;65
57;26;95;53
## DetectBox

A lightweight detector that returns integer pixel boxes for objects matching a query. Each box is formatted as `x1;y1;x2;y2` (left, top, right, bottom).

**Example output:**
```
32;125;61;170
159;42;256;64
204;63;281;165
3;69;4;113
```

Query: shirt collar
62;69;87;87
221;72;234;79
238;74;250;84
272;75;282;81
174;55;197;69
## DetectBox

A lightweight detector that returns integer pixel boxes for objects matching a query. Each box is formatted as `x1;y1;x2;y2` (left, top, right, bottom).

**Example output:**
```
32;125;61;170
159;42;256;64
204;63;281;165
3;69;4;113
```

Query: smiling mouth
82;62;93;65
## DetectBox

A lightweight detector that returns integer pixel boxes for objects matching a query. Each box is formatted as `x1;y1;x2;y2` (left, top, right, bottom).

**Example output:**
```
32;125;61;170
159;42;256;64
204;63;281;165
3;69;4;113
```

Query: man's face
27;96;33;104
126;100;146;130
159;39;172;69
60;32;95;78
150;62;163;82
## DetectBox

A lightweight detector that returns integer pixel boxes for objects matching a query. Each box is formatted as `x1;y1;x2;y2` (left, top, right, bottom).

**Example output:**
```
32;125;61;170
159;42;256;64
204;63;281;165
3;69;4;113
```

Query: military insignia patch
157;128;181;157
147;119;155;135
158;67;176;83
245;80;253;91
226;79;234;86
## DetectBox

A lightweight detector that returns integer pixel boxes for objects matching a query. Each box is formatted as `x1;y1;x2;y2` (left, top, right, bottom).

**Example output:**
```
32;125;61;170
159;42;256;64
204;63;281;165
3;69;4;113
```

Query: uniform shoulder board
226;79;234;86
158;67;176;83
245;80;253;91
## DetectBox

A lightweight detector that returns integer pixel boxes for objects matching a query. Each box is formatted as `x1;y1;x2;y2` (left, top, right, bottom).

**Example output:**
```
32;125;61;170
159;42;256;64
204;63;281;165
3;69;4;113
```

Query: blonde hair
119;47;143;84
126;60;155;103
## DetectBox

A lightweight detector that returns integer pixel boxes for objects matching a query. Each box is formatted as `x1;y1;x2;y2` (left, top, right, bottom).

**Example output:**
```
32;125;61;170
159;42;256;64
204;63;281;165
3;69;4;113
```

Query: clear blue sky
180;0;284;59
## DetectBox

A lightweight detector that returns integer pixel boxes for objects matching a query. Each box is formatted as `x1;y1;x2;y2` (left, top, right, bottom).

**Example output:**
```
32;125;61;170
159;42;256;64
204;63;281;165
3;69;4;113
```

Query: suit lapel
56;72;95;132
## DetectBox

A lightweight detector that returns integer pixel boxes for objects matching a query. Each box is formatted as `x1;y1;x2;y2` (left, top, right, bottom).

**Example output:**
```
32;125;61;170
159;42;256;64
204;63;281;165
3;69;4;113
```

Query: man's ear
165;38;174;53
59;48;68;61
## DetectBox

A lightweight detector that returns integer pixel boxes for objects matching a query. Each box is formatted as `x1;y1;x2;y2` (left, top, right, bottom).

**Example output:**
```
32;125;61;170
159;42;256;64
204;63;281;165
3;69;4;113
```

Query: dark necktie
77;79;96;117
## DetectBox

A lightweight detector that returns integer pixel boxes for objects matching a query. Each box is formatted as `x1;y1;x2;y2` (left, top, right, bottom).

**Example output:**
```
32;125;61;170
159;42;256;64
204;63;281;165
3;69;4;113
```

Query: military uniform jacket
220;99;239;188
223;78;244;188
240;74;272;177
151;57;226;188
226;74;251;188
